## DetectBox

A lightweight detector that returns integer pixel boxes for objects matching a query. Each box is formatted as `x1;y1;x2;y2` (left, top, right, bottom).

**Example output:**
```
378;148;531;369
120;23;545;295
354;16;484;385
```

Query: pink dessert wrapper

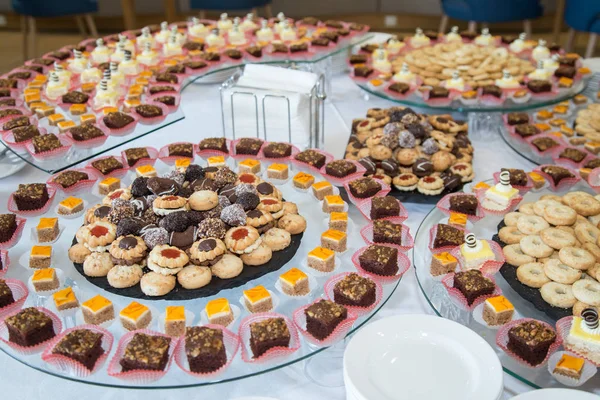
351;245;411;284
41;325;114;377
158;142;198;164
0;250;9;277
436;193;485;223
134;102;170;125
0;279;28;317
423;90;458;107
98;111;140;137
107;329;179;383
238;312;300;364
85;154;130;178
292;299;358;347
547;350;598;387
290;149;335;175
587;167;600;193
359;219;414;252
24;134;73;162
174;324;240;378
229;137;265;161
493;171;534;196
0;114;39;136
496;318;562;368
0;307;63;355
343;178;391;207
450;242;506;274
148;92;181;113
356;196;408;222
524;133;564;158
529;84;560;100
552;146;596;170
320;159;367;187
63;123;110;149
533;164;581;192
0;217;25;250
441;272;502;311
383;81;420;100
7;186;56;217
121;146;159;169
323;272;383;316
196;138;231;159
1;126;49;152
475;189;523;216
0;106;33;124
259;141;301;163
556;316;600;367
428;223;469;254
46;167;99;194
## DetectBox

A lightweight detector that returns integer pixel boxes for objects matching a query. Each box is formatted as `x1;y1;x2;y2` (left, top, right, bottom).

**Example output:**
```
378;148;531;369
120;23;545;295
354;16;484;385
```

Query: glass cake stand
412;179;599;393
0;155;404;388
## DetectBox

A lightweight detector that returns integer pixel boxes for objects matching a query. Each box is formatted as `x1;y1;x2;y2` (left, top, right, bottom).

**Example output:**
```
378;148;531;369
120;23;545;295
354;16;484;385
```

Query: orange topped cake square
312;181;333;200
321;229;347;253
205;298;233;327
165;305;186;337
239;159;261;174
322;195;345;213
267;163;289;180
307;246;336;272
279;268;309;296
293;172;315;190
82;294;114;325
29;245;52;269
53;286;79;311
31;268;59;292
120;301;151;331
36;217;59;243
243;285;273;313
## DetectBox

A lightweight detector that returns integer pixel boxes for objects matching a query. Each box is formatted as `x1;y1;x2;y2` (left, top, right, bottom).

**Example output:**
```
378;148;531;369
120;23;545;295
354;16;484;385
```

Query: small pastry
147;244;189;275
189;238;227;265
109;235;147;266
80;221;117;252
224;226;261;254
152;195;187;216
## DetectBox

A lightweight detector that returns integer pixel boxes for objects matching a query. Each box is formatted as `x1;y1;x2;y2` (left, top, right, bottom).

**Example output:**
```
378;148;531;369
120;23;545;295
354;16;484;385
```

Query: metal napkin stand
219;62;327;150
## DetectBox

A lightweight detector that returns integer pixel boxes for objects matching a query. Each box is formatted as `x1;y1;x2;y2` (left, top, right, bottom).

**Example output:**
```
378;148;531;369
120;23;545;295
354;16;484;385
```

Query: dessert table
0;62;584;398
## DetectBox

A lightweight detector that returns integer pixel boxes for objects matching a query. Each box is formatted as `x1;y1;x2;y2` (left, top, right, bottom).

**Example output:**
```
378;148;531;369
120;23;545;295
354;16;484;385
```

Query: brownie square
558;56;577;67
32;134;62;153
354;65;373;78
481;85;502;98
531;137;558;152
370;196;400;219
12;125;40;142
182;41;204;51
0;279;15;308
349;54;368;64
7;71;30;80
53;170;89;188
0;98;16;106
155;72;178;84
0;214;17;243
358;245;399;276
0;109;22;119
304;300;347;340
501;168;528;187
554;66;576;79
185;326;227;373
348;177;382;199
235;138;263;155
325;160;357;178
149;86;175;95
153;95;176;106
515;124;540;138
91;157;123;175
224;49;242;59
0;78;18;88
527;80;552;93
51;329;104;371
453;270;495;305
272;43;289;53
249;317;290;358
183;61;207;70
69;124;104;141
449;194;478;216
246;46;262;58
120;333;171;372
559;148;586;163
166;64;186;74
373;219;403;246
429;86;449;99
135;104;163;118
103;112;135;129
198;137;228;153
333;273;376;307
507;112;529;126
389;82;410;94
295;149;326;169
5;307;55;347
541;165;575;185
202;52;220;62
433;224;465;248
13;183;49;211
124;148;150;167
62;91;89;104
585;159;600;169
290;42;308;53
263;142;292;158
311;37;330;47
3;116;30;131
168;143;193;158
507;320;556;366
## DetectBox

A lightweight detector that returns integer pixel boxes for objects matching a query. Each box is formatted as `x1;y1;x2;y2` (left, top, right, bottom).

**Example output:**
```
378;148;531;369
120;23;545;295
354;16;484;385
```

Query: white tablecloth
0;72;544;400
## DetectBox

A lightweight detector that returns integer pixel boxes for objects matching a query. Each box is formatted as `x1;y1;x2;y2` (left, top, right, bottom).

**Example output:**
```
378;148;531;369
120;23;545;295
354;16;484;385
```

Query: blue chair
564;0;600;57
438;0;543;36
12;0;98;60
189;0;273;19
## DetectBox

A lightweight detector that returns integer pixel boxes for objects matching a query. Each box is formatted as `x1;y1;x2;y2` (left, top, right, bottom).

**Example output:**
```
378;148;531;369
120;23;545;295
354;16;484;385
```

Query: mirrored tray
413;180;599;393
0;153;404;388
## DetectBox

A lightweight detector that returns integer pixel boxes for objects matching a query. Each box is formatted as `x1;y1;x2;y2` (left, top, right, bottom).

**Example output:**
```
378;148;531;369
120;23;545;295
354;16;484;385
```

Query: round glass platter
0;154;404;389
412;180;599;393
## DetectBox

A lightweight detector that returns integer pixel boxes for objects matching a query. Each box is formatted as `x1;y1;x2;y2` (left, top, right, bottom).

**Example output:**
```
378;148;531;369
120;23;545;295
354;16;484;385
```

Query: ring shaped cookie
543;259;582;284
540;282;577;308
503;244;535;266
516;262;550;288
499;226;527;245
539;228;577;250
518;203;536;215
517;215;550;235
575;223;600;244
520;235;554;258
572;279;600;306
533;199;562;217
543;205;577;226
559;246;596;270
503;212;522;227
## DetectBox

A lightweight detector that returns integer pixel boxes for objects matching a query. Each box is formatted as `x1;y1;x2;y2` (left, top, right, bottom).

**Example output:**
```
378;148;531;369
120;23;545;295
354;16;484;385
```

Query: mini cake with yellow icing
312;181;333;200
31;268;59;292
329;211;348;232
207;156;226;168
267;163;288;180
448;212;467;228
292;172;314;190
566;308;600;364
120;301;152;331
82;294;114;325
29;245;52;269
528;172;545;189
321;229;347;253
239;159;261;174
205;298;234;327
57;120;76;134
36;217;59;243
80;113;97;124
322;195;345;213
279;267;309;296
165;305;186;336
135;164;157;178
482;295;514;326
307;246;336;273
430;252;457;276
53;286;79;311
460;233;495;270
552;353;585;380
58;196;84;215
69;104;87;115
483;171;519;210
243;285;273;313
98;177;120;195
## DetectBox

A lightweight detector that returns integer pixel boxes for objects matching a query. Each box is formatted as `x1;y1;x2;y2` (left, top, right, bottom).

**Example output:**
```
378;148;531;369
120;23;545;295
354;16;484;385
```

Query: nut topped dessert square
5;307;56;347
168;143;193;158
325;160;357;178
32;133;62;153
120;332;171;372
295;149;327;169
370;196;400;220
333;273;376;307
540;165;575;185
185;326;227;373
0;279;15;308
507;320;556;366
69;124;104;141
51;328;104;371
53;170;89;188
13;183;49;211
198;137;228;153
249;317;290;358
433;224;465;248
124;147;150;167
305;299;347;340
235;138;263;155
453;269;495;305
358;245;399;276
348;177;382;199
91;157;123;175
372;219;403;246
0;213;17;243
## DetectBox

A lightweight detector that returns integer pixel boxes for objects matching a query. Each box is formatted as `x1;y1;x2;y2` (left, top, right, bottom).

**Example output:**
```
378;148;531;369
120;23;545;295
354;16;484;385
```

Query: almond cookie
102;188;132;205
281;202;299;216
83;252;114;277
543;204;577;226
503;244;535;266
188;190;219;211
541;282;577;308
559;246;595;270
140;271;176;296
277;214;307;235
147;244;189;275
517;215;550;235
68;243;91;263
431;151;453;172
224;226;262;254
240;243;273;266
517;262;550;288
417;176;444;195
107;264;144;288
520;235;554;258
109;235;147;266
539;228;577;250
262;227;291;251
499;226;527;245
177;265;212;289
153;195;188;216
211;253;243;279
80;221;117;252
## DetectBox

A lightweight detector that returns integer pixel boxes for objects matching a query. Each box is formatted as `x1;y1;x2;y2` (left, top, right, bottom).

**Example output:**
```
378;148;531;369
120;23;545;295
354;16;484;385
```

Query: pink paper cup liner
292;299;358;347
476;190;523;216
383;83;419;100
7;187;56;217
359;220;414;252
556;316;600;367
64;124;110;149
41;325;114;377
547;350;598;387
134;102;170;125
4;69;41;87
99;112;140;137
496;318;562;368
0;106;33;123
47;168;99;194
441;273;502;311
25;135;73;162
0;89;21;103
343;178;391;207
493;171;534;195
356;197;408;222
259;141;301;162
229;137;265;161
121;146;158;168
533;165;581;192
428;223;469;254
0;279;28;317
0;307;63;355
174;324;240;378
107;329;179;383
2;127;48;152
553;147;596;170
238;312;300;364
158;142;197;164
450;242;506;274
587;167;600;193
423;91;457;107
436;193;485;223
524;134;564;158
320;159;367;187
85;154;130;178
351;245;411;284
149;93;181;113
0;217;25;250
0;113;38;136
0;251;9;277
291;149;335;175
196;138;231;159
323;272;383;316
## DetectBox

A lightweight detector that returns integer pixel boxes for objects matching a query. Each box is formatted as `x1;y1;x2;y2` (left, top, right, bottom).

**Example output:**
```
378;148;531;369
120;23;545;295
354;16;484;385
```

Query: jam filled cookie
147;244;189;275
224;226;262;254
152;195;188;216
109;235;148;266
102;188;132;206
257;197;284;218
417;176;444;195
80;221;117;252
189;238;227;265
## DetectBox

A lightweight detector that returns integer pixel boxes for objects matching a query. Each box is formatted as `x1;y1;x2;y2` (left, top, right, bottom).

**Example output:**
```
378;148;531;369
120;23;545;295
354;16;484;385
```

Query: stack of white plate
343;315;504;400
512;389;598;399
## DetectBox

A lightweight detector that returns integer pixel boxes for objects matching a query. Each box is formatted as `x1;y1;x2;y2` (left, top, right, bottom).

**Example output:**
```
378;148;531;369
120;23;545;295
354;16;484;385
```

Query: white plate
0;147;28;179
512;389;599;400
344;314;503;400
